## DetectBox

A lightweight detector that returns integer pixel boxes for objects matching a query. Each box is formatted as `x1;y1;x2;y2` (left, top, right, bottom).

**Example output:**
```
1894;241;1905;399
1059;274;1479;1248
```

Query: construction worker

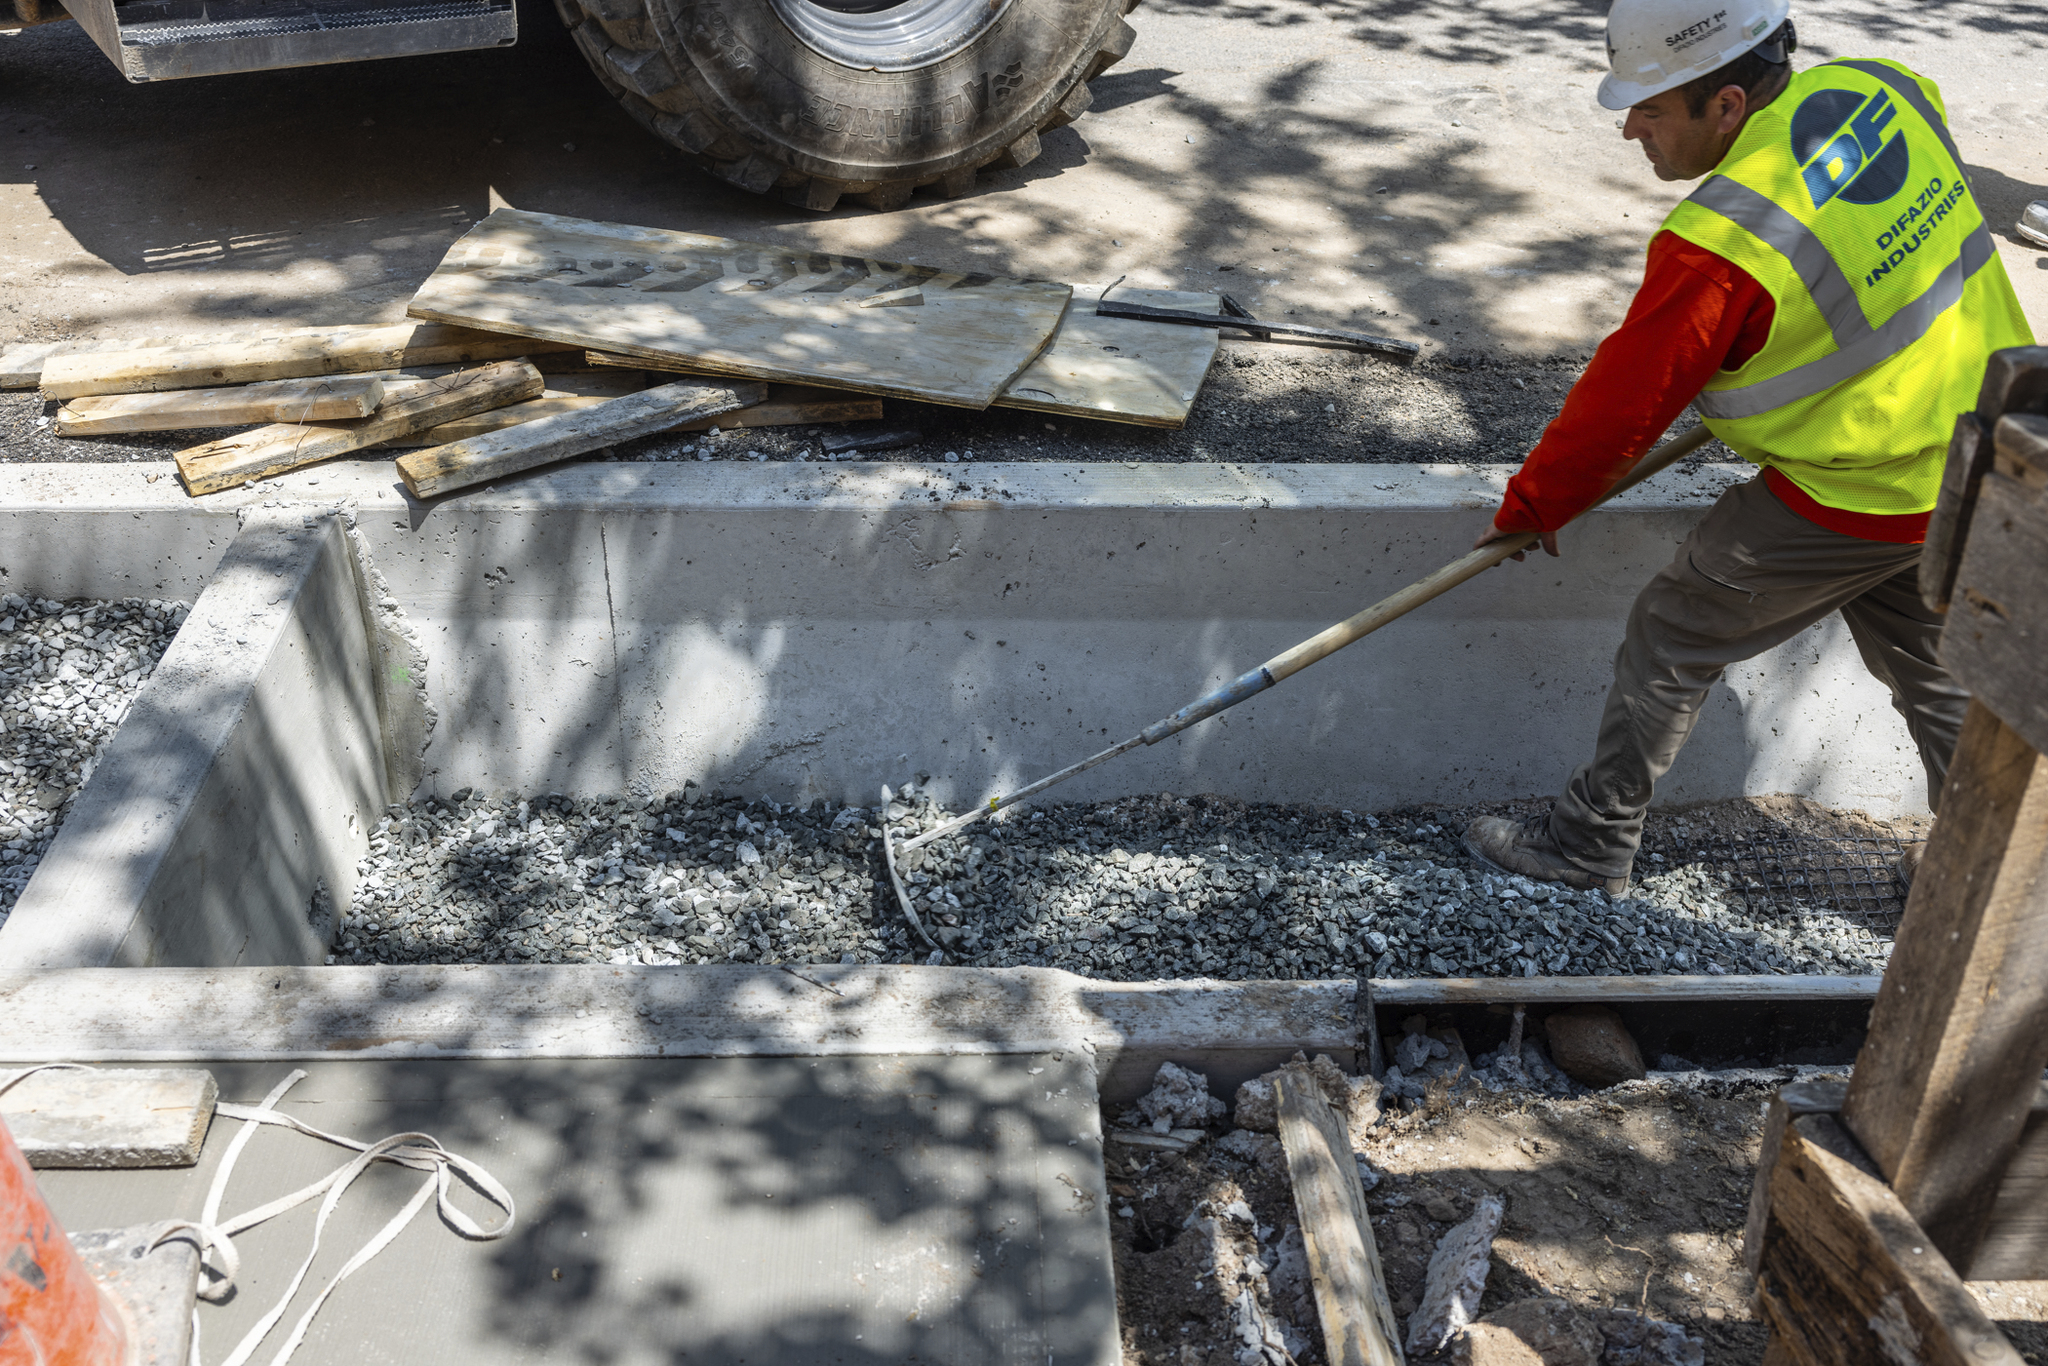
1462;0;2036;896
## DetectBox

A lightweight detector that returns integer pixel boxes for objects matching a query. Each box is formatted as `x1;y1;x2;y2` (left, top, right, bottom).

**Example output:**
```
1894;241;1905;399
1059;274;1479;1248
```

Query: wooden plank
1919;413;1992;613
1273;1065;1405;1366
1840;701;2048;1273
40;322;572;400
396;377;767;499
1;323;392;389
177;359;544;496
381;370;652;447
1973;345;2048;423
1941;454;2048;754
1755;1113;2022;1366
583;362;888;431
1372;974;1880;1005
52;375;386;436
403;208;1071;410
1972;1082;2048;1280
995;289;1223;428
1744;1080;1851;1275
1;1066;216;1168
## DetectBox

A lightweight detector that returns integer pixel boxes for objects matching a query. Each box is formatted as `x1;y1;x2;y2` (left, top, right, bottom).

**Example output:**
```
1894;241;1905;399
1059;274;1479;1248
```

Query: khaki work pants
1548;473;1968;880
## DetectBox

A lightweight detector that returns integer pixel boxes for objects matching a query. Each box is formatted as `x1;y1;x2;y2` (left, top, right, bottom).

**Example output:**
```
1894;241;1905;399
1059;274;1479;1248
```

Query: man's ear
1716;84;1749;135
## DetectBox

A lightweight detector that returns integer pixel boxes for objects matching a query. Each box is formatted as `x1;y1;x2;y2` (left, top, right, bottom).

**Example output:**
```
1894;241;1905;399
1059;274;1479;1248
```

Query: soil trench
1104;1076;2048;1366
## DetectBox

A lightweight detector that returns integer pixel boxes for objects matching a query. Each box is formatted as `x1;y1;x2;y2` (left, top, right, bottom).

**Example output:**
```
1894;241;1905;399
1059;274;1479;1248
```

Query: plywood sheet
994;288;1223;428
406;209;1072;410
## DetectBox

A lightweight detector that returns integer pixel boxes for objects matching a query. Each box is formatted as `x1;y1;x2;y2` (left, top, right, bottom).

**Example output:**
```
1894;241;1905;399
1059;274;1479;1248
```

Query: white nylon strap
136;1068;515;1366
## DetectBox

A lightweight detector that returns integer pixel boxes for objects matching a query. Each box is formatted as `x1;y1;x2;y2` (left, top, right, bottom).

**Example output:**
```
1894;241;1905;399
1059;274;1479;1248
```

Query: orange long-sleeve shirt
1493;231;1931;545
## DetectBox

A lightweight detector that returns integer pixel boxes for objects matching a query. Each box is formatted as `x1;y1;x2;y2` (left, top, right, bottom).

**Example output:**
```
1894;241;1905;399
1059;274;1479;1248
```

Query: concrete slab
0;964;1881;1101
36;1055;1119;1366
1;1065;216;1167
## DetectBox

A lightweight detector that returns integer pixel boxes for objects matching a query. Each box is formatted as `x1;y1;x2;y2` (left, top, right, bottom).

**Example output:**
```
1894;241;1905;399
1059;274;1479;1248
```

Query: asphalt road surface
2;0;2043;466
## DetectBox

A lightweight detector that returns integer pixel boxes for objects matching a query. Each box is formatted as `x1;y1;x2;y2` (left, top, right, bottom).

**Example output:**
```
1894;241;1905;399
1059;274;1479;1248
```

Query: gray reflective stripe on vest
1689;66;1992;422
1689;176;1867;348
1694;221;1995;419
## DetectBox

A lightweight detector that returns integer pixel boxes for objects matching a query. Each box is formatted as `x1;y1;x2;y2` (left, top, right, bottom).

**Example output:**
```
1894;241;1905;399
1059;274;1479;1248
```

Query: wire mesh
1641;830;1914;933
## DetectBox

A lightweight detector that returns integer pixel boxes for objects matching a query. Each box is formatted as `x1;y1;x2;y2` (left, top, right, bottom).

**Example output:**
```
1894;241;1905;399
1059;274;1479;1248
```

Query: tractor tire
555;0;1139;211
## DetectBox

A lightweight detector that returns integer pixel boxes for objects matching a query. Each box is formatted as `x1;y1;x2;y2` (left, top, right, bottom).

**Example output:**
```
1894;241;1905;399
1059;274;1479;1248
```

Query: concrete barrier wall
0;512;398;968
339;459;1930;820
0;459;1936;873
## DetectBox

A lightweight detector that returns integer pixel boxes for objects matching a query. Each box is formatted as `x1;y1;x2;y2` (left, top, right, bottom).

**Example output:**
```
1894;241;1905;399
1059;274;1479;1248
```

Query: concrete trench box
0;457;1932;976
0;456;1913;1364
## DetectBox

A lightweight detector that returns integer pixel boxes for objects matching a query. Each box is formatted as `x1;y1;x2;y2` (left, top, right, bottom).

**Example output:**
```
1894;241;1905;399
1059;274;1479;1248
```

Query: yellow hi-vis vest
1661;59;2036;516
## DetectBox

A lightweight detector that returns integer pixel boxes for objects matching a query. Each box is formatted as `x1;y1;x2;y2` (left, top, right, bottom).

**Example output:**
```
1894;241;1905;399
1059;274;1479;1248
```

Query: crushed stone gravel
337;787;1900;980
0;595;186;926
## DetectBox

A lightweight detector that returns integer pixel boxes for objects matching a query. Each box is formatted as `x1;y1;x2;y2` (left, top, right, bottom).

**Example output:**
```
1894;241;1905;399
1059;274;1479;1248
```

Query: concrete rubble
1407;1193;1507;1355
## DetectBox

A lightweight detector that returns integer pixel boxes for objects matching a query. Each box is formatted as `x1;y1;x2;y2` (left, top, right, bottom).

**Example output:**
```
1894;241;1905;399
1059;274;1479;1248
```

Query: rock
1585;1308;1704;1366
1423;1194;1460;1222
1454;1325;1546;1366
1543;1006;1646;1087
1405;1193;1505;1356
1266;1223;1313;1324
1215;1128;1284;1170
1134;1061;1228;1133
1458;1298;1602;1366
1233;1052;1381;1134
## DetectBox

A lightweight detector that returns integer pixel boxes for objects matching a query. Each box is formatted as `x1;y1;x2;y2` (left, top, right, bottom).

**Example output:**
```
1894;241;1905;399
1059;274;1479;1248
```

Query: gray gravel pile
341;786;1894;979
0;596;186;925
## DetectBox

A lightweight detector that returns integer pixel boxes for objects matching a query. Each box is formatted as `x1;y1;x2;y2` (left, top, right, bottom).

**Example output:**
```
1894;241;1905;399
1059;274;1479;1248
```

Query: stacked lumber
5;207;1348;497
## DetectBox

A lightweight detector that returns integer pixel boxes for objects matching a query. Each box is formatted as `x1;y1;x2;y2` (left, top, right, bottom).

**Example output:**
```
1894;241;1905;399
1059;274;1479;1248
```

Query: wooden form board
1747;1079;2048;1282
176;360;543;495
1273;1067;1404;1366
404;208;1072;410
53;375;386;435
39;322;574;400
396;378;766;499
1756;1113;2023;1366
1938;415;2048;754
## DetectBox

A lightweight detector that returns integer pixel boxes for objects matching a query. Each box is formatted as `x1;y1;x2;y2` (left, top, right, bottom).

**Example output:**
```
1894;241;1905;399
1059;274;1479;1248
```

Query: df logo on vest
1791;87;1910;209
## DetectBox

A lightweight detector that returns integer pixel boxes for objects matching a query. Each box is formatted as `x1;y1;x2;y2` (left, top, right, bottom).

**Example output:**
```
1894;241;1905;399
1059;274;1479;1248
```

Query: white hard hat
1598;0;1792;110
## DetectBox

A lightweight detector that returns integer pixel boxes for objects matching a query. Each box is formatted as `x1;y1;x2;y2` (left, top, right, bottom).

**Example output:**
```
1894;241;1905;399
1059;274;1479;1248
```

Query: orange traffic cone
0;1114;129;1366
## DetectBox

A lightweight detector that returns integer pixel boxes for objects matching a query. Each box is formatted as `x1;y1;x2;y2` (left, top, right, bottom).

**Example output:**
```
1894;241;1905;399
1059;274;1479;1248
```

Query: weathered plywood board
995;289;1223;428
2;324;386;390
396;378;766;499
54;375;386;436
404;209;1071;410
177;360;543;495
40;322;573;400
1;1066;216;1167
592;289;1220;427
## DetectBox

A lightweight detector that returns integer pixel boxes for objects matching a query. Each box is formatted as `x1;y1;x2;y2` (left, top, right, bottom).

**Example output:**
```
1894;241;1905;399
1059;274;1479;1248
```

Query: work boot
1462;813;1630;897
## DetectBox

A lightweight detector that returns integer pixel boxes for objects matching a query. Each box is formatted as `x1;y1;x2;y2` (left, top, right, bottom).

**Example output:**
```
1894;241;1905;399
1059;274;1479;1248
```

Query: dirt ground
1104;1075;2048;1366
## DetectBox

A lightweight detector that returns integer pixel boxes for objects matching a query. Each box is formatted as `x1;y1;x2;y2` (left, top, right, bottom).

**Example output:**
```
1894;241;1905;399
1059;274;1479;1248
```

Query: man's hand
1474;521;1558;562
